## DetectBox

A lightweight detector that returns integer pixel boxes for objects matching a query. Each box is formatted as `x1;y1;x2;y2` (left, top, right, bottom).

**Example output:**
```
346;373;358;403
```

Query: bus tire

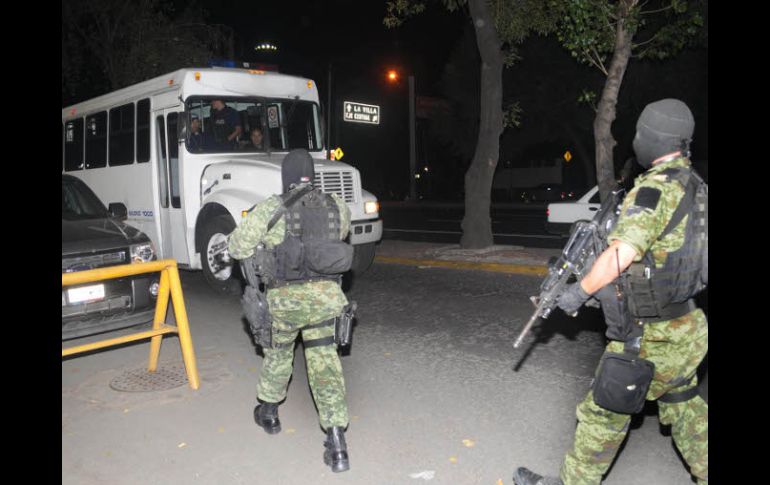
201;215;242;295
350;242;376;274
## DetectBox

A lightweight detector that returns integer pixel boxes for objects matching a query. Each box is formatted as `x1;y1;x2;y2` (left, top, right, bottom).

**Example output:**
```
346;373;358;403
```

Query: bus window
156;115;169;209
64;118;84;172
137;99;150;163
109;103;135;166
167;112;181;209
85;111;107;169
184;97;321;153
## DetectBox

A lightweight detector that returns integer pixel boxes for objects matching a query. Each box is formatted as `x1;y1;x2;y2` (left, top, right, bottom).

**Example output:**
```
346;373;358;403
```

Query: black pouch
304;240;354;274
242;285;273;348
592;351;655;414
334;301;357;346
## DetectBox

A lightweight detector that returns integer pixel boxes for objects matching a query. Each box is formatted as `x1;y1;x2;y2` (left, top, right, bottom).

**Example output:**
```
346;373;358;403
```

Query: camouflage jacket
609;157;693;267
228;188;351;326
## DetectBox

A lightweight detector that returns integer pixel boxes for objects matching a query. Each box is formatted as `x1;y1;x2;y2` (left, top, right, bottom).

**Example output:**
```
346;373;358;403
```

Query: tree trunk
593;0;636;201
460;0;504;249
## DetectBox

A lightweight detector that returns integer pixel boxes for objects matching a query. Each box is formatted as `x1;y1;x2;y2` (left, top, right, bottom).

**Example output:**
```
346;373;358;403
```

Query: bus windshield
185;97;322;154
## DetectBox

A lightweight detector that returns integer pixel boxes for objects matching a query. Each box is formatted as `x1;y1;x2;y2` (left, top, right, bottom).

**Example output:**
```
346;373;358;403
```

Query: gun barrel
513;308;542;349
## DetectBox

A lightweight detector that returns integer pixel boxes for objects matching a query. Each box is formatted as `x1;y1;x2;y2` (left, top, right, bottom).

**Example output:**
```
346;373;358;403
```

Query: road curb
374;255;548;276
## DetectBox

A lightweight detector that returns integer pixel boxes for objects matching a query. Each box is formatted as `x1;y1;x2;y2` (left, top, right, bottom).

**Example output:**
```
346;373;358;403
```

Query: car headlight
130;242;156;263
364;201;379;214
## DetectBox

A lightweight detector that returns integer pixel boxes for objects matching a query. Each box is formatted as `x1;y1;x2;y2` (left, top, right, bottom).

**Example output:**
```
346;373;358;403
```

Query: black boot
253;401;281;435
323;426;349;473
512;467;563;485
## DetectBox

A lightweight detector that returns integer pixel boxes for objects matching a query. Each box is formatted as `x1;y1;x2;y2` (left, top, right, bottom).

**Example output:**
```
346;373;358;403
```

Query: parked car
545;185;601;236
520;183;576;203
62;175;158;340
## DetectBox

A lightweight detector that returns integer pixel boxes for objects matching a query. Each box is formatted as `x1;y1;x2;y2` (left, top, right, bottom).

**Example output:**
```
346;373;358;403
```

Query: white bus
62;67;382;292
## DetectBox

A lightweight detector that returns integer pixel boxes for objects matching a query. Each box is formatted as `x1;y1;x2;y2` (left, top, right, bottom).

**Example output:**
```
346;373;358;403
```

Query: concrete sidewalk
373;239;562;277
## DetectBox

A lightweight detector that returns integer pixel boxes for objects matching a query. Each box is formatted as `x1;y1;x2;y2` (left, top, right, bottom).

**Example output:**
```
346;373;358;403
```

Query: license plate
67;284;105;304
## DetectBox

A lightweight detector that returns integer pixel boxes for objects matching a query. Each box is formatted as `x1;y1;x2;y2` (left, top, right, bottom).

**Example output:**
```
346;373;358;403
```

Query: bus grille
315;171;356;203
62;249;128;273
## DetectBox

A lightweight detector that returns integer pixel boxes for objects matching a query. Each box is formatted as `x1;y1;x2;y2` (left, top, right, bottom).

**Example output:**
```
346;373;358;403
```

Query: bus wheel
350;242;376;274
201;215;241;295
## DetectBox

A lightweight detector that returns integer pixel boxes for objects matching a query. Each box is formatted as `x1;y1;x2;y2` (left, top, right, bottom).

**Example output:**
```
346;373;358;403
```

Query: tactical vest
247;185;353;288
622;166;708;320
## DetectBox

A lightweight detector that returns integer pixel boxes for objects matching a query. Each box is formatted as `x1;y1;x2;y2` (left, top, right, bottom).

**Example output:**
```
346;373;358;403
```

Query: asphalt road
379;201;566;248
62;262;701;485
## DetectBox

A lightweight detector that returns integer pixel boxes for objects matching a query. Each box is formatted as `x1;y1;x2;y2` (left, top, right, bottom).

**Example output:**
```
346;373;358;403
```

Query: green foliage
502;101;523;129
385;0;556;45
577;88;598;111
548;0;706;74
62;0;230;101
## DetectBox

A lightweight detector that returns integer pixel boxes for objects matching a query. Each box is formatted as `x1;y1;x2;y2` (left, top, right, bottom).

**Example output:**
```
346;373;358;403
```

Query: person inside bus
188;114;207;152
239;127;265;151
210;99;242;150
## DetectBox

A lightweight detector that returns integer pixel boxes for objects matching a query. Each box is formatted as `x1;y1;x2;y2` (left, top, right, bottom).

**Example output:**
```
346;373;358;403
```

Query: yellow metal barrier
62;259;200;390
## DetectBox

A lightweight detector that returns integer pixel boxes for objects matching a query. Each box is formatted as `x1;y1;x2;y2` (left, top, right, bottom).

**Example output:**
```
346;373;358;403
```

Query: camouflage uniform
559;156;708;485
228;192;351;430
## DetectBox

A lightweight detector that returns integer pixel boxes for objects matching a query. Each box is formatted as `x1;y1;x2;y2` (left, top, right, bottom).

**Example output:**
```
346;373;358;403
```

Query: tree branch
640;4;674;16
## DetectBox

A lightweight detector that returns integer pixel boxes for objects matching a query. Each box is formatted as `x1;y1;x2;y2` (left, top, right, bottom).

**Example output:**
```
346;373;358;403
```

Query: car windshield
185;97;322;154
62;177;109;221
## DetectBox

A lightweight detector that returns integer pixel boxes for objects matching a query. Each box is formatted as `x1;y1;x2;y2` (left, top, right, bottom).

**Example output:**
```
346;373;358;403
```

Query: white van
62;68;382;292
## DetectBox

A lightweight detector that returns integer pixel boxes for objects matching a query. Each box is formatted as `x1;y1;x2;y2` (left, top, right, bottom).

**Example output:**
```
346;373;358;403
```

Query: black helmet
632;98;694;169
281;149;315;192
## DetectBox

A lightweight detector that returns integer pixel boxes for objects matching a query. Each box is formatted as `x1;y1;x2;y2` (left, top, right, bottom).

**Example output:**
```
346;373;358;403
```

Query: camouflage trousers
256;314;349;431
560;309;708;485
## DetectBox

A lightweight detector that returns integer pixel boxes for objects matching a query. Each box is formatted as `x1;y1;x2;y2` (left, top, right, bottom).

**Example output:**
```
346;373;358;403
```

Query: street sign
330;147;344;160
343;101;380;125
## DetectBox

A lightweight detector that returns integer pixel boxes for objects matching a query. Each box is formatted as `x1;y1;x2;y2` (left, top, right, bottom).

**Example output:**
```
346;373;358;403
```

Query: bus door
154;108;190;264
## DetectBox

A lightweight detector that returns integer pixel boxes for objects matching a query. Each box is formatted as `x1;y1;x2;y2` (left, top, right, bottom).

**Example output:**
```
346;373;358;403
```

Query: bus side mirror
109;202;128;221
177;112;189;142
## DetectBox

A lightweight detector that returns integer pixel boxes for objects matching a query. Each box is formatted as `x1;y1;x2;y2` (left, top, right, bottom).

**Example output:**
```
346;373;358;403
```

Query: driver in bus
210;99;242;149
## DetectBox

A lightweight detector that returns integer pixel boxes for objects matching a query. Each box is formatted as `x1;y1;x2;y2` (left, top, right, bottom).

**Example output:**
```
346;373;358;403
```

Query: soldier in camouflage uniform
514;99;707;485
228;149;353;473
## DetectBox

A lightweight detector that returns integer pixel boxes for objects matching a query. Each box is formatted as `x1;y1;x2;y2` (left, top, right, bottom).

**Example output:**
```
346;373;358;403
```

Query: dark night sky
196;0;707;198
71;1;707;199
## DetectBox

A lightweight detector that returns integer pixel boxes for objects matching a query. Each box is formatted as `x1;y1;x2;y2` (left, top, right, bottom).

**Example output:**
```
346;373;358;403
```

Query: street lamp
386;68;417;201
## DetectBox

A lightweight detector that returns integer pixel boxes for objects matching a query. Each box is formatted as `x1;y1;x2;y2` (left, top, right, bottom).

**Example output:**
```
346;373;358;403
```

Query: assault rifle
512;189;625;349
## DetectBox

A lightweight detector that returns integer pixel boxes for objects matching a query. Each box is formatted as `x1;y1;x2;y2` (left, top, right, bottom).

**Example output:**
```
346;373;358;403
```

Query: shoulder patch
634;187;661;210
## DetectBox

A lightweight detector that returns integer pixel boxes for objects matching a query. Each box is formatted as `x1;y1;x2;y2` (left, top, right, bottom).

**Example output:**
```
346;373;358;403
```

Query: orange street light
387;69;399;82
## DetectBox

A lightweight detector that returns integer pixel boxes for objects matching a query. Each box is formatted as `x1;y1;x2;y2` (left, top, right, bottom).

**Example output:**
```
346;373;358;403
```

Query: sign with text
343;101;380;125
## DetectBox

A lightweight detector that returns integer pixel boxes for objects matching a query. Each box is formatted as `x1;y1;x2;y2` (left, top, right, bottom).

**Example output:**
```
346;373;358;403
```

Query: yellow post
167;265;200;390
147;268;171;372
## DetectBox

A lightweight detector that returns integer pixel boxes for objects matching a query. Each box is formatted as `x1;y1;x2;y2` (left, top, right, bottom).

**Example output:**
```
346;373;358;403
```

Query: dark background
63;0;708;202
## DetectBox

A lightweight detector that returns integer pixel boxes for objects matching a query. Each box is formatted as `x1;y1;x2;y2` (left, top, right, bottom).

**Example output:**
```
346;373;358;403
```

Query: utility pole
409;75;416;201
327;63;332;159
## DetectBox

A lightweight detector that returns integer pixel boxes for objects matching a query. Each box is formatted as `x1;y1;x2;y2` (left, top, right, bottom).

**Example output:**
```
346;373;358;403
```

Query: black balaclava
281;149;315;193
632;98;694;169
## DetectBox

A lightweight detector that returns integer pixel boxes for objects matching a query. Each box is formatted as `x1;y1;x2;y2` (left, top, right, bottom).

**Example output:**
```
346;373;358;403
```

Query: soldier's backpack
269;185;353;283
625;166;708;318
658;167;708;292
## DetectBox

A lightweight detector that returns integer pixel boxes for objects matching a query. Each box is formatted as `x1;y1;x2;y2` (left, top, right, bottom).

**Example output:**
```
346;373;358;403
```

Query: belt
269;276;339;289
636;299;696;323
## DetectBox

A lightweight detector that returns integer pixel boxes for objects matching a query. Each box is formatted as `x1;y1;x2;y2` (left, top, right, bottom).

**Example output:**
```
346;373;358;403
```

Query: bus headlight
130;242;156;263
364;201;379;214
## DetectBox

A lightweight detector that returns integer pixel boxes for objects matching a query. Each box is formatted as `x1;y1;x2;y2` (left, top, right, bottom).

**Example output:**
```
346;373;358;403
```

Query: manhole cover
110;365;188;392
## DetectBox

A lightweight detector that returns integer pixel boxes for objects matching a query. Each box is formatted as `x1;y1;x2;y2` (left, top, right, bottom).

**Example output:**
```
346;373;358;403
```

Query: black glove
557;282;591;316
